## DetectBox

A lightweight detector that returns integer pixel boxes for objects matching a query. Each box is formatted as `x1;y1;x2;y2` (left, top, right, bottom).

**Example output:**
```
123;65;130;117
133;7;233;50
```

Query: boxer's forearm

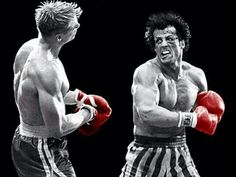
64;90;79;105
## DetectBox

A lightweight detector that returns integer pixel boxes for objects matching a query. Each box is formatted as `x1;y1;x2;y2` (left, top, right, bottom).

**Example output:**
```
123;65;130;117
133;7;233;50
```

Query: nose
160;39;168;46
73;26;79;34
73;23;80;31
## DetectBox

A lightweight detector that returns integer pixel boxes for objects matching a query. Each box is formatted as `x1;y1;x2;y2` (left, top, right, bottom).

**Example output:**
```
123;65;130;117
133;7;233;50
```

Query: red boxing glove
196;90;225;122
75;89;87;105
194;106;218;135
76;94;112;136
178;106;218;135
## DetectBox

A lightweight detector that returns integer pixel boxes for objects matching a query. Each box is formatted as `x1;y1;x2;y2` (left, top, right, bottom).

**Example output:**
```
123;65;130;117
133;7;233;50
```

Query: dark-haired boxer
119;11;225;177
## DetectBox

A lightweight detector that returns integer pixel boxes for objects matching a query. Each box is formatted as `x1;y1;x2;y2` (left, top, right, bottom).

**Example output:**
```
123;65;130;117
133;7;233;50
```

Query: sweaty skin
132;27;207;138
14;38;42;125
13;32;89;138
14;38;70;129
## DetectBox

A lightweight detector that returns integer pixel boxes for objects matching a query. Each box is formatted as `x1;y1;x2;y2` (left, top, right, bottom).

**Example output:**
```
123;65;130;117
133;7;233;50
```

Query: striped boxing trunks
119;135;200;177
11;124;76;177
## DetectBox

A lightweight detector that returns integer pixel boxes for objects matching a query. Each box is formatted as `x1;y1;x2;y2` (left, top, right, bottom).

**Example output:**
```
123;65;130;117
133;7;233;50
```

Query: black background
2;0;235;176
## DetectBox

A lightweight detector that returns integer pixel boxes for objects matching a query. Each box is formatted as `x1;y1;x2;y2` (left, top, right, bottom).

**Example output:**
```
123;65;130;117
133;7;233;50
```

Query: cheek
73;28;78;35
154;47;160;54
171;44;180;52
67;29;76;37
154;44;161;52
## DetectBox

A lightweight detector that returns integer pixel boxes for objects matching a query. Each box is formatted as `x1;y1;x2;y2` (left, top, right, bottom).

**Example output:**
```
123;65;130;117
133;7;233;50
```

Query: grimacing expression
153;26;185;64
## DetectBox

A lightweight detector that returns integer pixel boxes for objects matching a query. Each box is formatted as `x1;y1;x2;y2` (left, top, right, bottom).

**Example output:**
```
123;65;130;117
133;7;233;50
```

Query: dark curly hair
145;11;191;53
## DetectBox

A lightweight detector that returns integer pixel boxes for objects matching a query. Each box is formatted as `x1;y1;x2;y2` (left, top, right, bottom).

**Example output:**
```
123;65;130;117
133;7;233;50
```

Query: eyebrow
155;34;177;38
69;22;79;29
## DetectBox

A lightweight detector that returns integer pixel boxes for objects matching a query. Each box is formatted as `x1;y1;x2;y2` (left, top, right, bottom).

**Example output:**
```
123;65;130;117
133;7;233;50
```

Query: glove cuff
74;89;80;102
80;104;97;124
178;112;197;128
74;89;86;107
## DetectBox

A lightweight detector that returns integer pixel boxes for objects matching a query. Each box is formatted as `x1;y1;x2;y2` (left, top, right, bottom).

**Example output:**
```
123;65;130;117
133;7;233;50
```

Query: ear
56;34;62;42
179;40;185;49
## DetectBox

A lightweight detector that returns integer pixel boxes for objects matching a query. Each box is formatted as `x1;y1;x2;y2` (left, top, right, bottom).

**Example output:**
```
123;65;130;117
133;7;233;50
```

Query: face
153;26;185;64
60;16;80;44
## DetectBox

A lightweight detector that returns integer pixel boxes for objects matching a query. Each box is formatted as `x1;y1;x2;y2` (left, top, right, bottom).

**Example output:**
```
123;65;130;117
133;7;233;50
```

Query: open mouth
161;49;171;59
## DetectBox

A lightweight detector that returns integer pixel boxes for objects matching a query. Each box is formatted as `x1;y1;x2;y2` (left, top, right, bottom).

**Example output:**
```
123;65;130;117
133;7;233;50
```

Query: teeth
162;51;170;55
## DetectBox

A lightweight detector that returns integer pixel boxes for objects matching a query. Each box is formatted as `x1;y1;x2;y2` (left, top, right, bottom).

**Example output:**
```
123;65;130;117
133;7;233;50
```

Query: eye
166;36;178;43
155;38;162;44
167;37;174;41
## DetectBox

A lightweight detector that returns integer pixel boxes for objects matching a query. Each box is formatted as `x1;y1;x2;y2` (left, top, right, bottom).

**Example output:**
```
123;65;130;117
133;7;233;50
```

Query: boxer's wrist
80;104;97;123
178;112;197;128
74;89;87;107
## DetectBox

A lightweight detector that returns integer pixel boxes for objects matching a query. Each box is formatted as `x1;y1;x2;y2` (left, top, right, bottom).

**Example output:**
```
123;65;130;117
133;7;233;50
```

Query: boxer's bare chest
158;74;198;112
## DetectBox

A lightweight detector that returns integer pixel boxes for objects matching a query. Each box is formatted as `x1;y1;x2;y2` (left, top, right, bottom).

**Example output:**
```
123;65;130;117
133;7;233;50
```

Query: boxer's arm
13;40;35;101
191;66;208;98
177;90;225;135
168;68;224;135
194;67;208;93
132;67;179;128
13;39;36;74
64;89;87;106
37;69;93;138
63;89;78;105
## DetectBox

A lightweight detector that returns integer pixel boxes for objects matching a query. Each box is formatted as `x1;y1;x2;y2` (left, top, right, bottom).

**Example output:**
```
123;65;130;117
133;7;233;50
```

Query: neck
38;35;62;58
158;57;183;80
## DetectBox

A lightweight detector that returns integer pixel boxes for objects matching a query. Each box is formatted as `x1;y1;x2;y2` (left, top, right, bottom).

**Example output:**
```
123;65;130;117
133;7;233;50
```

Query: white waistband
19;121;50;138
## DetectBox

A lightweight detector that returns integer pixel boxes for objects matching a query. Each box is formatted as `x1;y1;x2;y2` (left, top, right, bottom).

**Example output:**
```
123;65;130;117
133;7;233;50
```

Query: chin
161;58;172;64
161;56;177;64
68;37;75;43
